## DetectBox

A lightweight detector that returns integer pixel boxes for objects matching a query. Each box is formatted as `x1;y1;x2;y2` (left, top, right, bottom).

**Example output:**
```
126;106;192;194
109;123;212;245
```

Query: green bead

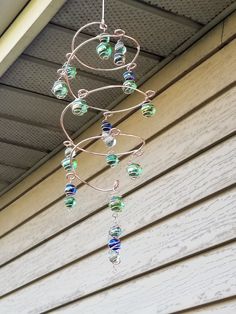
106;154;119;167
109;226;122;237
127;163;143;178
109;196;125;212
100;33;110;43
73;159;78;169
61;157;77;171
63;63;77;79
72;99;88;116
141;102;156;117
122;80;137;94
65;196;76;208
52;80;68;99
96;42;112;60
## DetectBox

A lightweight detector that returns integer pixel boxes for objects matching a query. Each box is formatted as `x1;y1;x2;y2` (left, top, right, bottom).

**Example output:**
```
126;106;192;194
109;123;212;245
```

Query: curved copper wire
56;6;156;195
73;132;145;157
63;131;145;193
68;21;140;72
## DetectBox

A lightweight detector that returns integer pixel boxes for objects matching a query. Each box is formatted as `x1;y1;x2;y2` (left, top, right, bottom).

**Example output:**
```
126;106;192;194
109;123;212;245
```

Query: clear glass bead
109;250;121;264
65;147;76;158
115;40;127;55
72;99;88;116
52;80;68;99
103;134;117;147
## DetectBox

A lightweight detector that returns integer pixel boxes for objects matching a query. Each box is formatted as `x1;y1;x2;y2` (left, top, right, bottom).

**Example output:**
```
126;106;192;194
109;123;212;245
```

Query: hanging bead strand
108;194;124;265
61;145;78;209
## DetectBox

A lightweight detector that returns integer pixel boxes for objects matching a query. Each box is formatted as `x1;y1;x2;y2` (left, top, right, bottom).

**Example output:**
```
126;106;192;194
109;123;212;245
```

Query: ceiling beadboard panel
0;142;46;168
142;0;236;24
0;164;26;183
0;57;122;105
0;181;8;191
52;0;196;56
0;118;65;152
0;86;95;132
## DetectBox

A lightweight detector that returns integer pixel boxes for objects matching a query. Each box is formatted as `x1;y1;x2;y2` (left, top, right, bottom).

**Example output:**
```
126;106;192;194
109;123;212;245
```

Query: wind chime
51;0;156;265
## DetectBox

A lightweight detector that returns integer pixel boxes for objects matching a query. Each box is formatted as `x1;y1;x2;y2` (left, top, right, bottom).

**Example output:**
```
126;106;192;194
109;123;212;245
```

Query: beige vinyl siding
0;11;235;314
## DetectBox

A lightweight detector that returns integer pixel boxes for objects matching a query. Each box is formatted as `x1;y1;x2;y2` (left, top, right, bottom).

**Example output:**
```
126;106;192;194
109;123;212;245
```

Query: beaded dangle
52;0;156;266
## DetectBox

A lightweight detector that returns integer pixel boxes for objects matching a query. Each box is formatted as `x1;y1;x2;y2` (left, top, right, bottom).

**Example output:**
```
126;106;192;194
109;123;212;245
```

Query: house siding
0;12;235;313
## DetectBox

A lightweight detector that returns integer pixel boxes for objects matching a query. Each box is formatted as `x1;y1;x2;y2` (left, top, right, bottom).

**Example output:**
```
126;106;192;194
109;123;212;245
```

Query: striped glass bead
65;147;76;158
141;101;156;117
61;157;78;171
63;63;77;79
100;33;110;43
109;226;122;238
108;238;121;251
123;71;135;81
52;80;68;99
115;40;127;55
109;196;125;212
72;99;88;116
122;80;137;94
127;163;143;178
103;134;116;147
96;42;112;60
114;53;125;66
106;154;119;167
64;183;77;196
109;250;121;264
64;196;76;208
101;121;112;133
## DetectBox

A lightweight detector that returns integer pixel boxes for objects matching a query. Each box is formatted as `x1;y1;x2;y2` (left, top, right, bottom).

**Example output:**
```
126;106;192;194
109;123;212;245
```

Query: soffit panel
0;142;46;168
0;87;95;132
0;164;26;183
52;0;196;56
0;118;65;152
0;57;122;106
142;0;236;24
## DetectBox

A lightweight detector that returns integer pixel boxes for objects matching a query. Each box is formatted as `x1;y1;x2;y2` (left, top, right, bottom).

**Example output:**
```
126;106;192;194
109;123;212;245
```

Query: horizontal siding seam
171;296;236;314
0;184;235;299
40;240;236;314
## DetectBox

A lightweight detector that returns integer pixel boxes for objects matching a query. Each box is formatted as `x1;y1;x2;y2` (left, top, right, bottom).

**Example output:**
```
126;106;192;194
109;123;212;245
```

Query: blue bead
108;238;121;251
101;121;112;133
123;71;135;81
65;183;77;196
114;53;125;66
